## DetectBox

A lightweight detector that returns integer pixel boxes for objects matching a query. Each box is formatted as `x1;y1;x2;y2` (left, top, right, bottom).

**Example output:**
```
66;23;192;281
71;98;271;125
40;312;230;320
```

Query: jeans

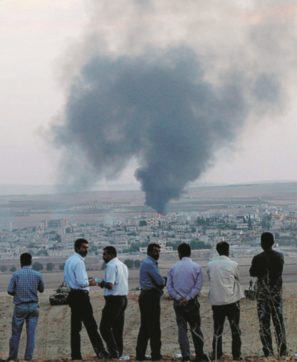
68;290;106;359
136;289;162;360
257;292;287;357
212;302;241;360
8;302;39;361
100;295;128;357
174;298;205;360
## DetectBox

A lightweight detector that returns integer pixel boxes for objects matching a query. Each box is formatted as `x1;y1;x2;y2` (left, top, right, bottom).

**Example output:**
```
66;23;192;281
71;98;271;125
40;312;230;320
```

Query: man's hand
88;278;97;287
179;298;188;306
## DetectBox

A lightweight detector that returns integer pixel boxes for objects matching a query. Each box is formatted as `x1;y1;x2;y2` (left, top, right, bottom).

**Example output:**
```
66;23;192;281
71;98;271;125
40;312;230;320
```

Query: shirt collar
181;257;192;261
106;257;118;265
147;255;158;264
75;252;85;260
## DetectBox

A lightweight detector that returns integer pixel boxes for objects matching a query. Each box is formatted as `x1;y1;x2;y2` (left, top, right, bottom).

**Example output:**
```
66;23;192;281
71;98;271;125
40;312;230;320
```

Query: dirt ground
1;287;297;361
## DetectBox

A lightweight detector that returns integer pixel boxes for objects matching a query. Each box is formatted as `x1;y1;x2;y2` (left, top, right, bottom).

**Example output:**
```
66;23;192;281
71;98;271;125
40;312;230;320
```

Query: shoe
96;350;109;359
151;355;163;361
209;353;222;361
136;356;151;361
195;353;209;362
182;357;190;362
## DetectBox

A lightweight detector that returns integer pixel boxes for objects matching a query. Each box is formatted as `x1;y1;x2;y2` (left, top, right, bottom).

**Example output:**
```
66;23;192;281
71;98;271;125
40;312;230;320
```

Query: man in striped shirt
7;252;44;361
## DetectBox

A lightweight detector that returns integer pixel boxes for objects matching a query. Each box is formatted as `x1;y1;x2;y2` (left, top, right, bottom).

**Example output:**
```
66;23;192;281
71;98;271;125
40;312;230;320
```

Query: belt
70;289;89;294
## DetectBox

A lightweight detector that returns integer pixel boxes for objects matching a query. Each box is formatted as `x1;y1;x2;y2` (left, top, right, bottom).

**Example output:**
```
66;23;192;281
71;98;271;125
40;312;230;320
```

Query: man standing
7;252;44;361
250;232;287;357
207;241;243;361
136;243;166;361
64;238;107;360
167;243;207;362
99;246;128;358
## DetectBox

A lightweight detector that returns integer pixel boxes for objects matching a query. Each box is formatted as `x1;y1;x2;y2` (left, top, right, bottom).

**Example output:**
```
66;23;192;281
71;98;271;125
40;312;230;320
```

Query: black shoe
136;356;151;361
96;350;110;359
182;357;190;362
209;353;222;361
151;355;163;361
195;353;209;362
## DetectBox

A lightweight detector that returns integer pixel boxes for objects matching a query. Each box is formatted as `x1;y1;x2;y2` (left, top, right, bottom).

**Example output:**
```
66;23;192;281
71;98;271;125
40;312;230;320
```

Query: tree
0;265;7;272
59;263;65;271
124;259;134;269
32;262;43;271
10;266;17;272
134;260;141;269
46;262;54;272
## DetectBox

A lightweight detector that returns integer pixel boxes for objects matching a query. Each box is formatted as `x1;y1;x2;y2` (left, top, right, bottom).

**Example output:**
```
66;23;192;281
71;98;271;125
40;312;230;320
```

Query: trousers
68;290;106;359
174;298;205;360
8;302;39;361
136;289;162;360
257;292;287;357
212;302;241;359
100;295;128;357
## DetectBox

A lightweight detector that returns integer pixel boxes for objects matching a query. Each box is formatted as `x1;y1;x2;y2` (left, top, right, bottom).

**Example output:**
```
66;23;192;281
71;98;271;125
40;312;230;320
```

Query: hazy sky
1;0;297;189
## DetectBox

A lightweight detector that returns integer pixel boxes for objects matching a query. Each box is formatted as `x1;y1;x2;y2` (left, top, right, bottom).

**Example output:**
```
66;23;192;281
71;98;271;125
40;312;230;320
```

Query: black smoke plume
52;47;280;213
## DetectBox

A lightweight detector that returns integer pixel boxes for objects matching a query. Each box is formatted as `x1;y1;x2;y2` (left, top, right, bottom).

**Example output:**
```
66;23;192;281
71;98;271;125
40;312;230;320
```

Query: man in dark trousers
64;238;108;360
7;253;44;361
136;243;166;361
250;232;287;357
99;246;128;358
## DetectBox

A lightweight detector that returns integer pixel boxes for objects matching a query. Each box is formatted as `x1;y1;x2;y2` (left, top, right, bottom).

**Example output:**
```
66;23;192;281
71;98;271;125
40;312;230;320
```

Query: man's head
20;252;32;267
147;243;161;260
216;241;229;256
103;246;117;263
74;238;89;257
261;232;274;251
178;243;191;259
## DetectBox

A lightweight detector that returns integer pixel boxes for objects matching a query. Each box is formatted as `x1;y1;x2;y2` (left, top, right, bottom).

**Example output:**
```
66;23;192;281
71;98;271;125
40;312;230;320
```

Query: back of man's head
261;232;274;251
20;252;32;266
104;246;117;257
74;238;88;251
178;243;191;258
216;241;229;256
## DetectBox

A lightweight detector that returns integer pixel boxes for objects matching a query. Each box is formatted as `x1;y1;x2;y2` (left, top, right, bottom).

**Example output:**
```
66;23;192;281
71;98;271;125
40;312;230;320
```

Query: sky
1;0;297;193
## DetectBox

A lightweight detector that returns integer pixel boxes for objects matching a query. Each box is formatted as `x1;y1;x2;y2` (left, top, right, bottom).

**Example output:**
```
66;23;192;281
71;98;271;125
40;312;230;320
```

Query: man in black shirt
250;232;287;357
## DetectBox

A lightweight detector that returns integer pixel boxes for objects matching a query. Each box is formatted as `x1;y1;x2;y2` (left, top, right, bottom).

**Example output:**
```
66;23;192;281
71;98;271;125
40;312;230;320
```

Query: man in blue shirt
136;243;166;361
7;252;44;361
167;243;207;362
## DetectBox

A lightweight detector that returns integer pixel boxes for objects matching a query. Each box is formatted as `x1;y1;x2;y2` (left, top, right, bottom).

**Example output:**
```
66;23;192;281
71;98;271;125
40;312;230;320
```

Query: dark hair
104;246;117;257
177;243;191;257
261;232;274;250
147;243;161;254
20;252;32;266
216;241;229;256
74;238;88;251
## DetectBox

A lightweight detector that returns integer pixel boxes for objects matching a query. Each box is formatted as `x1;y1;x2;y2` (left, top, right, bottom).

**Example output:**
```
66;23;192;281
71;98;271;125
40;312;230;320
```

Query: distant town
0;182;297;272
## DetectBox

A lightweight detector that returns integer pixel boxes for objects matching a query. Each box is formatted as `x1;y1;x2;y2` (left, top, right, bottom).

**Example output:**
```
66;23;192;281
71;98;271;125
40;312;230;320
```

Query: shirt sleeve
105;264;116;285
74;260;89;288
167;268;179;300
249;256;258;277
7;274;16;296
188;266;203;300
38;275;45;293
147;261;164;288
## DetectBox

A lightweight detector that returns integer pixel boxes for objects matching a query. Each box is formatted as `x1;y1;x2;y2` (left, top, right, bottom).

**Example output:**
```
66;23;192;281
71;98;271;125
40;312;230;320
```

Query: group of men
5;232;287;362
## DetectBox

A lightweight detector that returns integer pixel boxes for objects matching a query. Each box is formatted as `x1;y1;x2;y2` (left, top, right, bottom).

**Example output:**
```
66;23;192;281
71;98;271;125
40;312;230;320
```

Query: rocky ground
1;287;297;361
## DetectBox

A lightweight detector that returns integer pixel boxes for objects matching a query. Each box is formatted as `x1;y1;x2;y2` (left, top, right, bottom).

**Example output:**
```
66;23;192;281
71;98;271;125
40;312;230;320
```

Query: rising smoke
51;1;286;213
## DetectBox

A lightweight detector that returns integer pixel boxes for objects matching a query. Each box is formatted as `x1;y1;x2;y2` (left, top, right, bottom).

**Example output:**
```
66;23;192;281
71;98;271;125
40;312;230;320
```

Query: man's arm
188;266;203;300
249;256;258;277
7;275;16;296
147;262;165;288
74;260;89;288
167;268;179;300
38;275;45;293
99;264;115;290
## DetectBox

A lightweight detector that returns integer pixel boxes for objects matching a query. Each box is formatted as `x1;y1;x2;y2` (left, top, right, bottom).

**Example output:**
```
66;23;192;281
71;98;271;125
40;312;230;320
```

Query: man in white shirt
207;241;243;361
99;246;129;358
64;238;107;360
